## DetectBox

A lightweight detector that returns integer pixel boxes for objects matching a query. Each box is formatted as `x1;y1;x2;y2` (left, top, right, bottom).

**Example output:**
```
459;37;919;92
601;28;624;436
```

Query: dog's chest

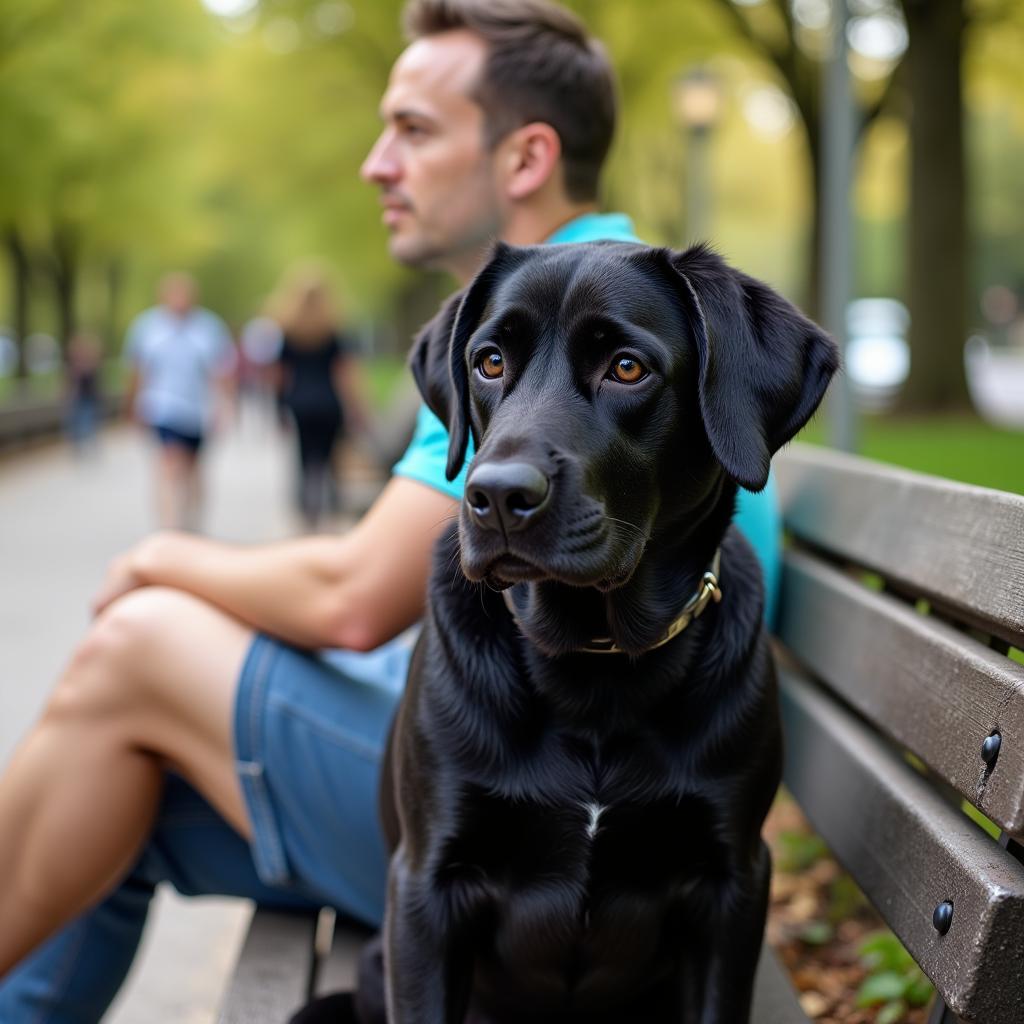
446;769;722;898
443;780;724;1006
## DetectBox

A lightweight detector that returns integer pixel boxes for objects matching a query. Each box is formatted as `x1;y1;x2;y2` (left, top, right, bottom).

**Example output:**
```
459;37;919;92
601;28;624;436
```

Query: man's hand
91;534;171;616
92;549;146;616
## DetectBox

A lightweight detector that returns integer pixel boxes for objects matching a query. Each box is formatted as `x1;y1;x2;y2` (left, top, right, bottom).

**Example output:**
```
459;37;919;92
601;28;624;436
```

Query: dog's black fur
293;242;837;1024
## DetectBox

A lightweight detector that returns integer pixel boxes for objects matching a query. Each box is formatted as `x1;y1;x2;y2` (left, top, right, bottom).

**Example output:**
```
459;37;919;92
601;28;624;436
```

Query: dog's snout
466;462;550;533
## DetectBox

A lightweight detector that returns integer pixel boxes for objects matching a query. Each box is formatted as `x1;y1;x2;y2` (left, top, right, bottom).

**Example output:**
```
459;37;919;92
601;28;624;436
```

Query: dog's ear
661;245;839;492
408;289;466;478
408;243;519;480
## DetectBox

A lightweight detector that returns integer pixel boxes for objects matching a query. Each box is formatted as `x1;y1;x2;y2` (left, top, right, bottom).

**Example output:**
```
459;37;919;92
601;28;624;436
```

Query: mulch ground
763;794;931;1024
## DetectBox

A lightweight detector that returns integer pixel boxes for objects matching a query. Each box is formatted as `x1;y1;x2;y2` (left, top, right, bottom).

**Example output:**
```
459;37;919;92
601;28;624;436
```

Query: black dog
297;241;837;1024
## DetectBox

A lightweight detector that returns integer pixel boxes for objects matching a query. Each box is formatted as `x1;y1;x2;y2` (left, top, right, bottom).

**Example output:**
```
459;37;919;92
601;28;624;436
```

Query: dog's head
411;241;837;595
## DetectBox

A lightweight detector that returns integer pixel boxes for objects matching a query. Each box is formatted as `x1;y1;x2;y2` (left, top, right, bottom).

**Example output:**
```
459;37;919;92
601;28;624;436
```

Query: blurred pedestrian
270;269;368;528
63;329;104;456
123;272;236;531
238;314;284;433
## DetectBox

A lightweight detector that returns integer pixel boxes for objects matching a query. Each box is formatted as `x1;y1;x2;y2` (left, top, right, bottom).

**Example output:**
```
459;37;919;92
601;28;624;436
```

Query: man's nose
465;462;550;534
360;132;400;184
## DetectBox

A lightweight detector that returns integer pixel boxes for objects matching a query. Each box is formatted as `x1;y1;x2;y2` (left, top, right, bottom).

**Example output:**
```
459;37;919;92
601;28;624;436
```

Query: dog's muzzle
465;461;550;534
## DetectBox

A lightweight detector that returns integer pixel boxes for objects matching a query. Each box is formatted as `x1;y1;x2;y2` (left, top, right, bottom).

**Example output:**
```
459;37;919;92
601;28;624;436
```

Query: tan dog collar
502;549;722;655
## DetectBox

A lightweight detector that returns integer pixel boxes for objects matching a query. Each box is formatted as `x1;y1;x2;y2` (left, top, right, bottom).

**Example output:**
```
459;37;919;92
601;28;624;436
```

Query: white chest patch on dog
584;802;606;839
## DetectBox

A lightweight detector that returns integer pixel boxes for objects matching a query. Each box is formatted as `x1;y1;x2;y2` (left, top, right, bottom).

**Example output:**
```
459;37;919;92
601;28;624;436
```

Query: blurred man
124;272;235;530
0;1;780;1019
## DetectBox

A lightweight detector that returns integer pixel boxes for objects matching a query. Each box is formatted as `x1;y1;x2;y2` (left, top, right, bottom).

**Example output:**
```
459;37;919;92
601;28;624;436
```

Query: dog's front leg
384;850;473;1024
680;841;772;1024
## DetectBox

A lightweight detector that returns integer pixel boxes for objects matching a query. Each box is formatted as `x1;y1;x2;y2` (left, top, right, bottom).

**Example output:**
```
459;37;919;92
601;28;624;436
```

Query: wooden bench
219;442;1024;1024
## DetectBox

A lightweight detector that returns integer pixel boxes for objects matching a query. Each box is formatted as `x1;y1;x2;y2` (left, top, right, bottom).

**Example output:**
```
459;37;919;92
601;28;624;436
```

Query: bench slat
281;921;810;1022
753;948;811;1024
218;908;318;1024
777;549;1024;835
774;445;1024;644
314;920;370;996
779;669;1024;1023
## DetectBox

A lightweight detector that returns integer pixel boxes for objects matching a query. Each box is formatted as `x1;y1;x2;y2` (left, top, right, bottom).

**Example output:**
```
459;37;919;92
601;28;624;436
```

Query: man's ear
660;245;840;492
408;243;520;480
499;122;562;202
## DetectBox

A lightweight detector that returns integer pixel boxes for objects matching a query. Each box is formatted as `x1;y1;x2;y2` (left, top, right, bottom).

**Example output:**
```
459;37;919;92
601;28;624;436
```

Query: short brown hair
403;0;616;202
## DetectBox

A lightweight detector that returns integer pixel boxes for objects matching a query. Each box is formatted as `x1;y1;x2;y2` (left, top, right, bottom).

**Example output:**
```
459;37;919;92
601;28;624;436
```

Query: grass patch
961;799;1001;840
796;413;1024;494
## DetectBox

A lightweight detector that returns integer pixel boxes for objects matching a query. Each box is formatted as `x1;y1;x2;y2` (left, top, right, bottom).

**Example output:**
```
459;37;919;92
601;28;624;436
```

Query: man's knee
49;587;205;723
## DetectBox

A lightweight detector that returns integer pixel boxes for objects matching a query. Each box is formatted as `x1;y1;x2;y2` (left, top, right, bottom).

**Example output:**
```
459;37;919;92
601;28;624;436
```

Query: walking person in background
63;329;104;457
270;268;368;529
124;272;236;531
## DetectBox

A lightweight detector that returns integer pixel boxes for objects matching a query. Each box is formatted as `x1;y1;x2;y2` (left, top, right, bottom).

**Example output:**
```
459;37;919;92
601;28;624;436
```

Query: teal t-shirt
391;213;781;624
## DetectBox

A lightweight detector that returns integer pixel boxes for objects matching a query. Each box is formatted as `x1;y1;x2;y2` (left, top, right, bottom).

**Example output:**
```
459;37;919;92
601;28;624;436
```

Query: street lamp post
673;68;722;245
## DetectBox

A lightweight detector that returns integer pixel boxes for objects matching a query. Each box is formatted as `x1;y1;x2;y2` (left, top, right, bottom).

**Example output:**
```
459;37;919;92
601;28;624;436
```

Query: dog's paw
287;991;359;1024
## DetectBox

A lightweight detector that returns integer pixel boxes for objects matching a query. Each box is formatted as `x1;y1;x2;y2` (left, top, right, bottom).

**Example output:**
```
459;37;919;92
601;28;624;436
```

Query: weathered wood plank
779;669;1024;1023
774;444;1024;645
226;914;807;1022
217;907;318;1024
314;918;372;996
753;948;811;1024
777;549;1024;835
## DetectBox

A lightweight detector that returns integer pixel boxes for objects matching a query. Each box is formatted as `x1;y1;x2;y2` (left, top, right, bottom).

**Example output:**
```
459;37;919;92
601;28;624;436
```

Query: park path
1;407;310;1023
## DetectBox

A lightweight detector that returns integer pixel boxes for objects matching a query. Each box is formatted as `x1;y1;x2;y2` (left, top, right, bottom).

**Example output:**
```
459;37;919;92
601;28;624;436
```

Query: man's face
361;30;505;281
160;275;196;316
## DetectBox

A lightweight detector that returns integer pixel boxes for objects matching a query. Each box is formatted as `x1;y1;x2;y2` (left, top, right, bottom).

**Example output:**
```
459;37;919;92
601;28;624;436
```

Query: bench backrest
773;444;1024;1024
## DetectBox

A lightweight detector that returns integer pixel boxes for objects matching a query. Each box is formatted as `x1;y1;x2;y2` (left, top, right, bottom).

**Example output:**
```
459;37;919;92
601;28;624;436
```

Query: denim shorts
233;631;414;927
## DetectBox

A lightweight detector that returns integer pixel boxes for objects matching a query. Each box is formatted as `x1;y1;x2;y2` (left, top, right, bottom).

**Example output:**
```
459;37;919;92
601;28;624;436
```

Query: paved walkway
0;408;345;1022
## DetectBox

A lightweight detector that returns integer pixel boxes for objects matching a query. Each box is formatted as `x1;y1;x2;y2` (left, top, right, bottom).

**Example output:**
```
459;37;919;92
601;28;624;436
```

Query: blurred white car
964;335;1024;431
845;298;910;411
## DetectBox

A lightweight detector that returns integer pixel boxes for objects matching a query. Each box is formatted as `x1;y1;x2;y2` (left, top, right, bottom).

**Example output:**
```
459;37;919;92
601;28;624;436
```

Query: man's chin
388;235;439;272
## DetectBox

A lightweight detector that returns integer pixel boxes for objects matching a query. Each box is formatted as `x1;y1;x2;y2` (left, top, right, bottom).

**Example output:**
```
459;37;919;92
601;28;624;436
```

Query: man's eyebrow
385;107;438;126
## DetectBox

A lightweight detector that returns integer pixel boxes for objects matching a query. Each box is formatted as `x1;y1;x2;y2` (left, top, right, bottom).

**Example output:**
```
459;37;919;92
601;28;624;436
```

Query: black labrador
295;241;837;1024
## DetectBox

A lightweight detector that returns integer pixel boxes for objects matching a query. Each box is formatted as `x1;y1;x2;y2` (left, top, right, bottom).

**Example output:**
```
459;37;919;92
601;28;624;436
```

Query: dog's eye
608;355;646;384
477;349;504;380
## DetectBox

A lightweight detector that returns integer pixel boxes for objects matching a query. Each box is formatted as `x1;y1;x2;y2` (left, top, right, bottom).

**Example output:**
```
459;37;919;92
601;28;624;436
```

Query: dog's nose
466;461;550;532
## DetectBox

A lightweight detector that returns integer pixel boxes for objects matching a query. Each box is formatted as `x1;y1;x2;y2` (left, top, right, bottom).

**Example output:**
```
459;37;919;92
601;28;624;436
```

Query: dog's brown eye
477;350;504;379
609;356;646;384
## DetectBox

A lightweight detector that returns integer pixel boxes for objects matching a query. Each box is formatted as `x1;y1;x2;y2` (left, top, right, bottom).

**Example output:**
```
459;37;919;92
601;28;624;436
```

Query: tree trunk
5;229;32;381
47;226;78;355
105;257;124;356
900;0;970;410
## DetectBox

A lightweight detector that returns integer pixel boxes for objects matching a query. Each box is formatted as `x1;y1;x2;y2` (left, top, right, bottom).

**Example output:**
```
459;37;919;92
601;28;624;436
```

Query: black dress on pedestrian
278;332;351;524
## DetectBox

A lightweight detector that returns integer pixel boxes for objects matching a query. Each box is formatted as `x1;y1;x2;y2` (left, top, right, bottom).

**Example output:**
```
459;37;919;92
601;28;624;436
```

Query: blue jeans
0;776;325;1024
0;636;412;1023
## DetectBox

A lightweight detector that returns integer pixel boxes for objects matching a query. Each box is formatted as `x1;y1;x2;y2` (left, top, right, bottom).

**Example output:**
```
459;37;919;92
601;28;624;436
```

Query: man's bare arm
95;477;458;651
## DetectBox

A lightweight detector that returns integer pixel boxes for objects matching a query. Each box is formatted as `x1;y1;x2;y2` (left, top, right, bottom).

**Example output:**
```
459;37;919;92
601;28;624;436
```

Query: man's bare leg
0;586;253;973
183;451;204;532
